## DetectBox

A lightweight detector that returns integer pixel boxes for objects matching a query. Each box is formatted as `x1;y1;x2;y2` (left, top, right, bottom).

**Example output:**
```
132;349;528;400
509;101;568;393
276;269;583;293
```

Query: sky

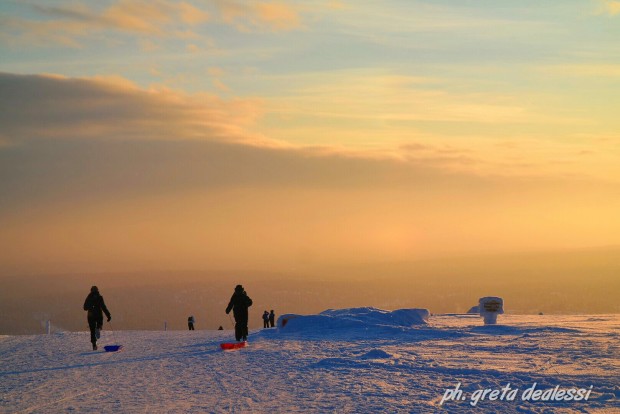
0;0;619;275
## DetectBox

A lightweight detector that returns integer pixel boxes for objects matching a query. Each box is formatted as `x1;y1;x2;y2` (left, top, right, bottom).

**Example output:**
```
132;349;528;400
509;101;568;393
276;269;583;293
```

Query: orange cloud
45;0;210;33
213;0;302;32
0;16;85;48
0;0;302;48
255;2;302;31
0;1;209;47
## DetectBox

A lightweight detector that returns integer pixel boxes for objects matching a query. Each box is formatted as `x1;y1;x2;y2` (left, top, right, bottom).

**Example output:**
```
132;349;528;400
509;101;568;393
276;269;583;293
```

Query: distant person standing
188;315;195;330
225;284;253;342
83;286;111;351
262;310;270;328
269;310;275;328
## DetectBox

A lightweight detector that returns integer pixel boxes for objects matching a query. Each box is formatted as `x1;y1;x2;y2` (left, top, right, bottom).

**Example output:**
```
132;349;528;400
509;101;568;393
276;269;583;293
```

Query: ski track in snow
0;314;619;413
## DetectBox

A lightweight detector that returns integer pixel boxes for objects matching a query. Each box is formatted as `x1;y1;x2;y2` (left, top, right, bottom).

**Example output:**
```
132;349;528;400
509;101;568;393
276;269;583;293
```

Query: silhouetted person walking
225;284;253;341
269;310;275;328
83;286;111;350
262;310;270;328
188;315;195;330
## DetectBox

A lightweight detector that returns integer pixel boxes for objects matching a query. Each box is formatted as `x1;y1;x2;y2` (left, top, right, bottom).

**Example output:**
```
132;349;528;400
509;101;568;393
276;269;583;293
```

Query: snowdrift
277;307;429;334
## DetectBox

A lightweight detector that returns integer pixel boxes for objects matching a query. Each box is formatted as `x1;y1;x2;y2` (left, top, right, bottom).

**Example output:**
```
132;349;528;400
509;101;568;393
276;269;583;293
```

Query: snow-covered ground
1;309;618;413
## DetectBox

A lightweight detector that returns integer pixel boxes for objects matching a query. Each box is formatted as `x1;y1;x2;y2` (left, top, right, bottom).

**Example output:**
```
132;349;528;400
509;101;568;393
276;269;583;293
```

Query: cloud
0;73;499;200
254;2;302;31
0;15;86;48
1;72;615;194
0;71;547;204
0;72;264;145
0;0;301;48
0;71;501;170
260;70;572;126
35;0;210;34
212;0;302;32
2;71;613;184
1;0;209;48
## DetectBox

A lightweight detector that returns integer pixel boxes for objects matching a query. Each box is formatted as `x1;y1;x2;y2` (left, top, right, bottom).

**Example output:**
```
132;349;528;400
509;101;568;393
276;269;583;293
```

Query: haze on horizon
1;1;619;286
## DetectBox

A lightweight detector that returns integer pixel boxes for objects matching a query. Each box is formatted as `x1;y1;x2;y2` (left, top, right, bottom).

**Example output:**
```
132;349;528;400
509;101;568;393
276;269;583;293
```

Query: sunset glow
1;0;619;275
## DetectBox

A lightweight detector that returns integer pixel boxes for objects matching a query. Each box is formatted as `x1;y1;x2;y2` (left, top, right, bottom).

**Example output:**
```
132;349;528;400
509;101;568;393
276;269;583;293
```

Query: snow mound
277;307;429;334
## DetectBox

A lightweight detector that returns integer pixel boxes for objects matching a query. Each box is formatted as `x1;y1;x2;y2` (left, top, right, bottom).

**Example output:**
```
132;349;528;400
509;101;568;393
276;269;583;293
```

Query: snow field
1;310;618;413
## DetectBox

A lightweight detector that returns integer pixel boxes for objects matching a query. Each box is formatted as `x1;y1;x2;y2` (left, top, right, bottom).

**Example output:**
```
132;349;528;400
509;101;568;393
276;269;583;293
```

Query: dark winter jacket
83;292;111;321
225;288;253;322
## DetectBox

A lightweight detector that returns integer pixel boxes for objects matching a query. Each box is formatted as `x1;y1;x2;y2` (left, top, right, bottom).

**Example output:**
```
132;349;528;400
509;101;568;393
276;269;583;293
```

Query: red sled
220;341;247;350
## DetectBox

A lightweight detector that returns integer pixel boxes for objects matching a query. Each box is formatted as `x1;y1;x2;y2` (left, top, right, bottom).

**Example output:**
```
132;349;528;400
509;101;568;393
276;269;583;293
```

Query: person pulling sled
83;286;112;350
225;284;253;341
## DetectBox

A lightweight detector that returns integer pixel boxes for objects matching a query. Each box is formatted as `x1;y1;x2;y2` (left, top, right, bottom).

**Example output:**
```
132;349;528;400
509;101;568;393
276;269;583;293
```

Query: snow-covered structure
277;307;429;333
478;297;504;325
